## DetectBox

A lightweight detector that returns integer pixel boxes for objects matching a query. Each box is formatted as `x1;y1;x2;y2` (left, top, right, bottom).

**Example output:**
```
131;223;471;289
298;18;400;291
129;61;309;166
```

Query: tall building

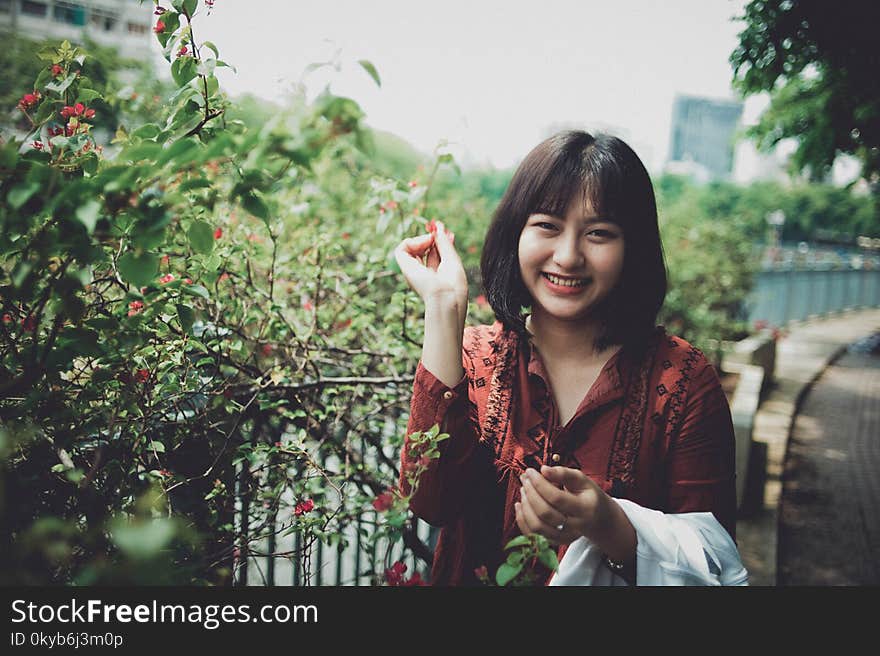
0;0;153;60
666;94;743;182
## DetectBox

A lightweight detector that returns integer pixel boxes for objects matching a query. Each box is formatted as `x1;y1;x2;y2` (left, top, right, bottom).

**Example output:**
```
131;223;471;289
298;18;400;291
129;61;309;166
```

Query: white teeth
544;273;587;287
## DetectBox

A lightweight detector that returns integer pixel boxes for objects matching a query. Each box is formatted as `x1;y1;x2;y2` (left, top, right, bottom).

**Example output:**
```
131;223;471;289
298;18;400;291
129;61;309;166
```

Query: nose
552;232;585;271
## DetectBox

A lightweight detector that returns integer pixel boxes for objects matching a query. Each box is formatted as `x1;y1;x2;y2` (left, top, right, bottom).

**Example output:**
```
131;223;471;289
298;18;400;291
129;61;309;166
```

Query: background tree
730;0;880;191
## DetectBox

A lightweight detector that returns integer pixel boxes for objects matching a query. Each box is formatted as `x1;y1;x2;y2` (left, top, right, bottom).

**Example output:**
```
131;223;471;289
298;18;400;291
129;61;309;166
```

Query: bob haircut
480;130;667;353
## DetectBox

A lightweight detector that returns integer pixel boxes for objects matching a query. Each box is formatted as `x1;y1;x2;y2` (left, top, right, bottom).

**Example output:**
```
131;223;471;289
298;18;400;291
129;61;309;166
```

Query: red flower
384;561;407;586
161;255;170;266
74;102;85;116
60;106;73;118
427;219;437;234
474;565;489;581
402;572;427;586
341;232;350;240
134;368;150;383
294;499;315;516
65;123;75;137
372;490;395;512
183;277;192;284
408;180;418;188
84;108;95;119
51;64;63;77
31;141;44;150
475;294;488;308
379;206;386;214
2;313;12;325
213;227;222;239
154;20;166;33
333;317;352;331
219;272;230;282
386;200;398;209
177;45;188;57
21;315;37;332
159;273;175;284
302;300;314;312
274;441;282;447
467;245;478;254
158;469;172;477
261;343;272;356
127;300;144;316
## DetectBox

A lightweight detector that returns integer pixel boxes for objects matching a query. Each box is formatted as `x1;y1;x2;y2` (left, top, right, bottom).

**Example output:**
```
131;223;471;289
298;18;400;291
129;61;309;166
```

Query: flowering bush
0;1;483;586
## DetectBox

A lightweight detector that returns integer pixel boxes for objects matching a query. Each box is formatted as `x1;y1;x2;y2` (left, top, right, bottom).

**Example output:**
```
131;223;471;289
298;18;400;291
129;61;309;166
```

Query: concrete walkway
777;334;880;585
735;307;880;586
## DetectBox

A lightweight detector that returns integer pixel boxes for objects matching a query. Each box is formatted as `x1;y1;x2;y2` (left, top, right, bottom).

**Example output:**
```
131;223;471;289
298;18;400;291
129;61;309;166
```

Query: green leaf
179;178;212;192
8;183;39;210
149;441;166;453
118;251;159;287
75;199;101;233
358;59;381;87
131;124;161;140
182;284;210;300
495;563;522;587
187;220;214;255
537;549;559;572
76;88;102;104
110;518;176;560
121;142;161;163
183;0;197;15
177;303;194;334
503;535;531;550
241;192;269;220
201;41;220;58
171;56;198;87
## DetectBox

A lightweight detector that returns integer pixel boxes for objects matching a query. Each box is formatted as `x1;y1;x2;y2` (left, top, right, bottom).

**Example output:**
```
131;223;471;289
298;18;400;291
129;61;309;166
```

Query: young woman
392;131;747;586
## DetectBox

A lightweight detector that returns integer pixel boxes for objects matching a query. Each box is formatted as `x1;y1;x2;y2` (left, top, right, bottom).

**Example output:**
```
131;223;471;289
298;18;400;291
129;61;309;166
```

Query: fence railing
745;267;880;327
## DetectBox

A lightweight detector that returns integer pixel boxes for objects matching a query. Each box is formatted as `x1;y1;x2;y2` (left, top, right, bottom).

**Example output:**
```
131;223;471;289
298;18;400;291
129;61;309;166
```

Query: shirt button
551;453;561;464
443;391;454;400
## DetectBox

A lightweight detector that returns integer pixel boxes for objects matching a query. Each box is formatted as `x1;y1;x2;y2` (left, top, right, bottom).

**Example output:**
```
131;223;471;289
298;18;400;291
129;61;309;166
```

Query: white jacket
548;499;749;586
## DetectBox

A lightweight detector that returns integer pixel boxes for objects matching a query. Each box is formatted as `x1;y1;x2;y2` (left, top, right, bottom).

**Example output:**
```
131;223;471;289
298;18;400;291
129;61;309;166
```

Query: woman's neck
525;311;615;363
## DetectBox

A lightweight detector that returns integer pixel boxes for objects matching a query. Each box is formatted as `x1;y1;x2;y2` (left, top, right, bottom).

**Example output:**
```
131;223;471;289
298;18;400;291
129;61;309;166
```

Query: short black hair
479;130;667;353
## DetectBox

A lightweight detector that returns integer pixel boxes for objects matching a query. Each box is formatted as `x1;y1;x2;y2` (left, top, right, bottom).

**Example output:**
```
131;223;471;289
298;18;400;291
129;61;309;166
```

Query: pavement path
777;333;880;585
735;308;880;586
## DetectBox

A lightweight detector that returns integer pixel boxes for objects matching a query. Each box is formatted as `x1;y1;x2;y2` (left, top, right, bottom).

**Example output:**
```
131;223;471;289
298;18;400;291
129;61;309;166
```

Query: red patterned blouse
400;320;737;586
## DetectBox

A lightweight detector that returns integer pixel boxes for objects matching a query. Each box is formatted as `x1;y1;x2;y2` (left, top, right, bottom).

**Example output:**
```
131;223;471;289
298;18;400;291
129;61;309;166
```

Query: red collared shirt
401;320;736;586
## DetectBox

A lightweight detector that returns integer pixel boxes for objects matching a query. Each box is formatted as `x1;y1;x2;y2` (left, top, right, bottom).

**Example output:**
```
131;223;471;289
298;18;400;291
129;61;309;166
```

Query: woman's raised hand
393;220;468;309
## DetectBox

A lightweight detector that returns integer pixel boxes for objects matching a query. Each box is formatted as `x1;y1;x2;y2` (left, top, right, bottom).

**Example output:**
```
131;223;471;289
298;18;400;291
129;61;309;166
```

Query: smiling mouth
542;272;589;287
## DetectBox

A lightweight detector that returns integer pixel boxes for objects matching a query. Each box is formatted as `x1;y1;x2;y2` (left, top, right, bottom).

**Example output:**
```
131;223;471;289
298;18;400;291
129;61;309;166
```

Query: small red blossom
159;273;175;284
384;561;407;586
183;277;192;284
161;255;170;266
408;180;418;188
51;64;63;77
274;441;282;447
261;343;272;356
177;45;188;57
31;141;44;150
213;227;222;239
2;313;12;325
294;499;315;516
372;490;395;512
84;108;95;119
154;20;166;33
302;300;314;312
474;565;489;581
218;272;230;282
386;200;398;210
401;572;427;586
65;123;75;137
341;232;350;240
134;368;150;384
379;206;386;214
333;318;352;331
60;106;73;118
74;102;84;116
475;294;488;308
18;91;40;111
427;219;437;234
467;244;478;254
127;300;144;316
22;315;37;332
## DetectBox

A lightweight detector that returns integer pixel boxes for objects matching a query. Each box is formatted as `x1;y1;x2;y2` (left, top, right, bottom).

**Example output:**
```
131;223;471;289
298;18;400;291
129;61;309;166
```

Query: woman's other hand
515;466;618;546
393;220;468;310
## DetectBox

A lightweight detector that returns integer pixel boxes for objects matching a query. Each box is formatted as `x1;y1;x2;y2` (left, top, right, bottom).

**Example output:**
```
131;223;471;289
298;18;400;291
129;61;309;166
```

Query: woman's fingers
520;478;566;536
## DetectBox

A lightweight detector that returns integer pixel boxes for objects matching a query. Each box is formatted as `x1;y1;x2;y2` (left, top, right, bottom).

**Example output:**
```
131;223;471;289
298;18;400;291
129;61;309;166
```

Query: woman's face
517;193;625;326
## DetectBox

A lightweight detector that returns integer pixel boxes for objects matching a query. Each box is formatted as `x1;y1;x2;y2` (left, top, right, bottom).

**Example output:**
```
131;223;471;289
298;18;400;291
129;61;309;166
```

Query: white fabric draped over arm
548;499;749;586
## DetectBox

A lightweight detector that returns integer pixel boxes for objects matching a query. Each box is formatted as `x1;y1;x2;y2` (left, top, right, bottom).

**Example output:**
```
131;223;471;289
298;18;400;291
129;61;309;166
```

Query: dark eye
536;222;557;230
588;229;616;239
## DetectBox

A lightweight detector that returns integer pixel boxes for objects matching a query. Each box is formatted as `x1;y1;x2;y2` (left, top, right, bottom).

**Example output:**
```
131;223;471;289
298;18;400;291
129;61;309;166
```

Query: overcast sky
164;0;765;174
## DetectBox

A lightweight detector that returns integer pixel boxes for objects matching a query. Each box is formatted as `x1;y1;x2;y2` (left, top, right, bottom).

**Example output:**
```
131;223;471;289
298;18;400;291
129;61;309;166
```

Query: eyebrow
532;213;616;225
